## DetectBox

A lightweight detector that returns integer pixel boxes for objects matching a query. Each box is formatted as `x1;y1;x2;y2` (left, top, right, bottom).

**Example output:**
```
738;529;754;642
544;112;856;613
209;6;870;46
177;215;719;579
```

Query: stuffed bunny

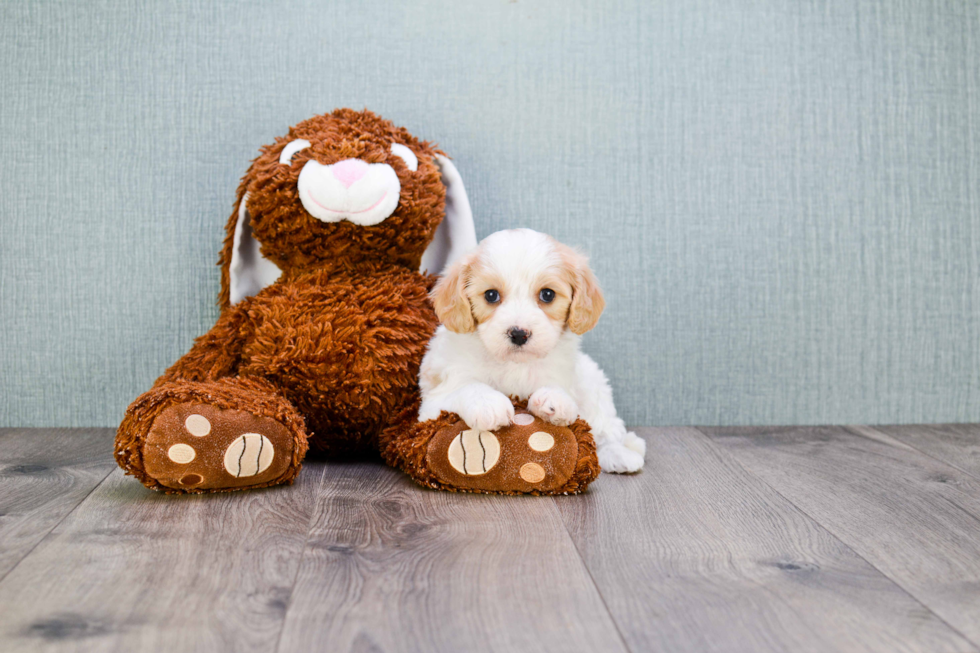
115;109;599;495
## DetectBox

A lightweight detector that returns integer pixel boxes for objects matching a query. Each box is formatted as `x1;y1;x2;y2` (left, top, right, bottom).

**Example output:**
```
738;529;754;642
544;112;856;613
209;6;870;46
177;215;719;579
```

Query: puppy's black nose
508;328;530;346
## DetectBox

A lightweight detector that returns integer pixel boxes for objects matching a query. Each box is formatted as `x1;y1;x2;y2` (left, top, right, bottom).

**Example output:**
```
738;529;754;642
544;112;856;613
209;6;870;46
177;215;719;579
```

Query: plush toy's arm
154;304;254;385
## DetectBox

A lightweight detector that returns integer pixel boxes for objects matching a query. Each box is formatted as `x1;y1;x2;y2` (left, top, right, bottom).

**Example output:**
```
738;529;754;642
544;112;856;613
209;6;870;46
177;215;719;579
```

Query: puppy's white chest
486;361;570;400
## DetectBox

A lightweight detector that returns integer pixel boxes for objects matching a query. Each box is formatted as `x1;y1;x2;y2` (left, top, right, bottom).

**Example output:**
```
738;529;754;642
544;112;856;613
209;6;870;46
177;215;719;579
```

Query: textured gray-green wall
1;0;978;427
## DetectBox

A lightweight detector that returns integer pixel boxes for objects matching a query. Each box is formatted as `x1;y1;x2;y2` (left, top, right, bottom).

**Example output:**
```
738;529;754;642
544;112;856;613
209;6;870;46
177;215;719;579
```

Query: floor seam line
844;425;980;483
272;463;328;653
0;466;116;587
551;496;634;653
692;426;980;652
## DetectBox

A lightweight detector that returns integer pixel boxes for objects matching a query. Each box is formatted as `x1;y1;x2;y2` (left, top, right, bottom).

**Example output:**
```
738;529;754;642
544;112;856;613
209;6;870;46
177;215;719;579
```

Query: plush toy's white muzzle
298;158;401;226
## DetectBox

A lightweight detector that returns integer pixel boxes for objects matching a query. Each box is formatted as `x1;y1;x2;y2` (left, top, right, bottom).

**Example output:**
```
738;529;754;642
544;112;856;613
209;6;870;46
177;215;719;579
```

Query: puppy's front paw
622;431;647;458
528;387;579;426
459;392;515;431
598;442;645;474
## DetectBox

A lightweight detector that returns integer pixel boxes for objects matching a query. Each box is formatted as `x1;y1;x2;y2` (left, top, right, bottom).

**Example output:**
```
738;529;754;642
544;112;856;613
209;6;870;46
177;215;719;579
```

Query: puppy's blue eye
484;289;500;304
539;288;556;303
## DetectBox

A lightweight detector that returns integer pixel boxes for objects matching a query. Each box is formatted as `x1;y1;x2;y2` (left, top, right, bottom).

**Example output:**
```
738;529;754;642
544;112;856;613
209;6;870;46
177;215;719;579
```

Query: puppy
418;228;645;473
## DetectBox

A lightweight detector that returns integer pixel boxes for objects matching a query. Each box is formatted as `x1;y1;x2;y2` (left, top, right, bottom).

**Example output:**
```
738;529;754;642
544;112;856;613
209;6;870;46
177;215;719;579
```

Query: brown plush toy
115;109;600;495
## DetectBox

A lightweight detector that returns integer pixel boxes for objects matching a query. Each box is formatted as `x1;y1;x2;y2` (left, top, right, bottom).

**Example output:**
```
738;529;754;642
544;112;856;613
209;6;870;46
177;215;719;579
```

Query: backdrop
2;0;978;428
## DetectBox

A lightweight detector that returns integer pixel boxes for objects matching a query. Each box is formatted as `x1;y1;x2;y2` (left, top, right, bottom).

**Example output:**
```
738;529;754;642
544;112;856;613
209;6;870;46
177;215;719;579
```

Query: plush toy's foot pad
426;409;579;493
142;403;295;491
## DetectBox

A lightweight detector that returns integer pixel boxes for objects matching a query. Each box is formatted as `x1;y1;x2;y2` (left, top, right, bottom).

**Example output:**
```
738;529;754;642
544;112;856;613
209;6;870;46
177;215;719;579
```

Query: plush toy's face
243;109;446;271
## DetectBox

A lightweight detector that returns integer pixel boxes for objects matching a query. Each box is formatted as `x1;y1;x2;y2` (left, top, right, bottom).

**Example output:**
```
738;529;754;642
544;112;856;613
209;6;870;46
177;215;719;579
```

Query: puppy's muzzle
507;328;530;346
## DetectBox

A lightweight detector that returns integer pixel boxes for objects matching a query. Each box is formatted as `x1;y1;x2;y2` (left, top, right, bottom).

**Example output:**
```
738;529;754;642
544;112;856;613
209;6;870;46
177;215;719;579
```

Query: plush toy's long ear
218;191;282;308
420;154;477;276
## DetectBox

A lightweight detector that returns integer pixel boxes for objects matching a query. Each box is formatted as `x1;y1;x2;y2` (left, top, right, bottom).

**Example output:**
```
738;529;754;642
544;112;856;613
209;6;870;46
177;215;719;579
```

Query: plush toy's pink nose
332;158;368;188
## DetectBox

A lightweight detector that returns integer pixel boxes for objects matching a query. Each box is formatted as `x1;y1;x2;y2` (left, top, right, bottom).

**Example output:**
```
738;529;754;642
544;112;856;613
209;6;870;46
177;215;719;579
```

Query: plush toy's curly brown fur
115;108;600;495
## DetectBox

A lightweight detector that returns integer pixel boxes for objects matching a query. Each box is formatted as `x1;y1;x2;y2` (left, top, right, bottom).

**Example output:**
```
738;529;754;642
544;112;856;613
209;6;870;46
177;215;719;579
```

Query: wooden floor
1;426;979;653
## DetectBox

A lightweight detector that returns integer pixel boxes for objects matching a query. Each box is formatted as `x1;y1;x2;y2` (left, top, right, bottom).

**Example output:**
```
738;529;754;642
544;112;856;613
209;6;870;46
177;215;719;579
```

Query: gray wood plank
558;427;975;653
0;428;116;579
0;464;326;653
275;462;626;653
703;425;980;649
858;424;980;481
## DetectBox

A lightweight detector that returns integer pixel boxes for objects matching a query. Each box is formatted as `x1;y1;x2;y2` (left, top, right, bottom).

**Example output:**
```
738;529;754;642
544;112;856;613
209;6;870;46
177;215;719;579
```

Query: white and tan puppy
418;228;645;473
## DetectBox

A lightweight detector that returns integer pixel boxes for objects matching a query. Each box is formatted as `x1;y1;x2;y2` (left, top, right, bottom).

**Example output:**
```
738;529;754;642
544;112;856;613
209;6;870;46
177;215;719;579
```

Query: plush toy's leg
379;399;600;495
115;376;309;494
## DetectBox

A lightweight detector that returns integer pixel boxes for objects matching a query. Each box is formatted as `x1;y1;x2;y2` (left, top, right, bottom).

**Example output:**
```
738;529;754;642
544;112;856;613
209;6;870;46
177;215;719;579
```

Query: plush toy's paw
528;386;579;426
457;390;516;432
425;408;584;494
597;441;645;474
141;403;298;492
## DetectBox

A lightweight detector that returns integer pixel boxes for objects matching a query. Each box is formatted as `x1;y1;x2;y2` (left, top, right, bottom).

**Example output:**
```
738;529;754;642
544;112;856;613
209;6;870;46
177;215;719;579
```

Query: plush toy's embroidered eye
539;288;556;303
279;139;311;165
484;289;500;304
390;143;418;172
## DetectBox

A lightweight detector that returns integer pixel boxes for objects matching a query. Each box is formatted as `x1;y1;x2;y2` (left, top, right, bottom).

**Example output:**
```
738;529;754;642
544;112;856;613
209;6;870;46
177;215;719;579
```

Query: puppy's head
431;229;605;361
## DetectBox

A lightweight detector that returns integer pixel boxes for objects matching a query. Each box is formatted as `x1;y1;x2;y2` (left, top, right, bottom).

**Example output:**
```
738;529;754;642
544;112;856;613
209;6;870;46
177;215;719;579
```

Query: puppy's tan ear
562;246;605;335
431;256;476;333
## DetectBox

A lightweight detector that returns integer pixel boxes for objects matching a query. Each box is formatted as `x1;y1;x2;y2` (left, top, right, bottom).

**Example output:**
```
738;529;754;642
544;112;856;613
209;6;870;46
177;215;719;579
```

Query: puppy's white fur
418;228;645;473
